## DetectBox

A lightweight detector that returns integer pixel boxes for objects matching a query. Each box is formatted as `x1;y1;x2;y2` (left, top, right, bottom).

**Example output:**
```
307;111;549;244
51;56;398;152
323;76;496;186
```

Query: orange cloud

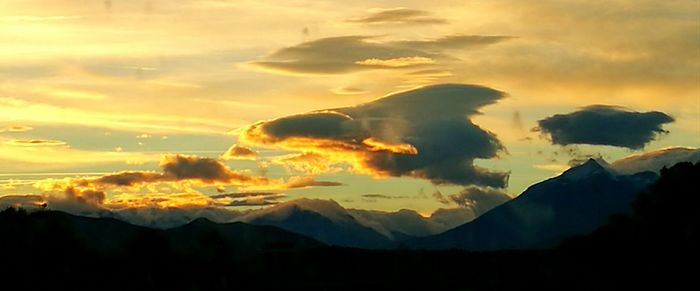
30;153;341;211
221;144;257;160
238;84;510;187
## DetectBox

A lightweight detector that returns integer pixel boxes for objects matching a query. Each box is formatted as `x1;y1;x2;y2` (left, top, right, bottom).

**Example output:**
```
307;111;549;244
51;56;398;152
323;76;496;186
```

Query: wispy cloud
347;8;447;25
248;35;513;75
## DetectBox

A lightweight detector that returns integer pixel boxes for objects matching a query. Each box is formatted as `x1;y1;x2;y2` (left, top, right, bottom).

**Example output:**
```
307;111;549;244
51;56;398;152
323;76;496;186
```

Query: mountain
0;209;323;257
237;198;392;248
165;218;324;257
348;208;474;239
408;159;658;250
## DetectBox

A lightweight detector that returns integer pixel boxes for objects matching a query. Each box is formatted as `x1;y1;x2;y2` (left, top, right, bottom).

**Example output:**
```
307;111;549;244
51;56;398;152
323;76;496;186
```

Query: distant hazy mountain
237;198;393;248
348;207;474;239
408;159;658;250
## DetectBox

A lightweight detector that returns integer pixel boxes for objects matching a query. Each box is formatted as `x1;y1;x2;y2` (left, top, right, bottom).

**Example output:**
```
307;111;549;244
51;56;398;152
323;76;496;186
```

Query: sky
0;0;698;215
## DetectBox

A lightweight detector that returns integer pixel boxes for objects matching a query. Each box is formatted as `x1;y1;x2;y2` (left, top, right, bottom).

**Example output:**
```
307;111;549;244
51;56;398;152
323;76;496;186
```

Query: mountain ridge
407;159;658;250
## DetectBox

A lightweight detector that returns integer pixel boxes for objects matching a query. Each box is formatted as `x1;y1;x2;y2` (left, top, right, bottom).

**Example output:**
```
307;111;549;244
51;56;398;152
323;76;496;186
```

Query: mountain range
408;159;658;250
2;147;697;250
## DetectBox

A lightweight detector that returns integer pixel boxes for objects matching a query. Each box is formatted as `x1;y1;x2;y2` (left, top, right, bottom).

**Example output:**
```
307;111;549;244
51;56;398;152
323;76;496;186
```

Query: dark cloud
285;177;343;188
227;200;280;207
249;35;512;74
447;187;511;216
210;192;281;199
433;190;449;204
82;155;269;187
361;194;409;199
0;195;46;209
222;144;257;160
241;84;510;187
64;187;106;206
94;171;163;186
160;154;269;185
347;8;448;25
432;187;511;216
5;139;67;147
535;105;674;149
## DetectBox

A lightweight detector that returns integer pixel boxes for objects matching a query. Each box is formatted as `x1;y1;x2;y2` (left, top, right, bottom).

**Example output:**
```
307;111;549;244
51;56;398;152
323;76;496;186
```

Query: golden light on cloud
355;56;435;67
362;137;418;155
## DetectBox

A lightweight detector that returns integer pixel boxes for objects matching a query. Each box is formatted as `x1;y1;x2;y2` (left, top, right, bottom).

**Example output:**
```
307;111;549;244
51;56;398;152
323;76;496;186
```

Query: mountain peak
561;158;609;180
240;198;353;224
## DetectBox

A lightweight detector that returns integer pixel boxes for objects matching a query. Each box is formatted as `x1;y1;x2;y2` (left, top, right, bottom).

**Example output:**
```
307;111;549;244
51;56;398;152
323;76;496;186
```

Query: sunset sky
1;0;698;215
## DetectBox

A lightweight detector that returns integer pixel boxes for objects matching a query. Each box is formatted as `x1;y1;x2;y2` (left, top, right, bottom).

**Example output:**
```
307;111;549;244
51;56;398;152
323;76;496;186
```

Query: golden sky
1;0;698;214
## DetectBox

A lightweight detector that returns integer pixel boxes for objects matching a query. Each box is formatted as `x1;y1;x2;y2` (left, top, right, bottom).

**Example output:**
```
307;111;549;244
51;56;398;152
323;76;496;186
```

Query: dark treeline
0;162;697;291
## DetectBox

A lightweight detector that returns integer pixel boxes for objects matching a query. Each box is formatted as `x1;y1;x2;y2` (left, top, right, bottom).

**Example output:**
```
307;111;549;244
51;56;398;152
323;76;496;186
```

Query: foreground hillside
0;162;696;290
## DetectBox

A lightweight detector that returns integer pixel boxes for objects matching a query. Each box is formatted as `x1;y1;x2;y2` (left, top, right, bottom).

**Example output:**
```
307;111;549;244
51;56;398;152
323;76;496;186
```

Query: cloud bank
240;84;509;187
535;105;674;149
249;35;512;75
610;147;700;174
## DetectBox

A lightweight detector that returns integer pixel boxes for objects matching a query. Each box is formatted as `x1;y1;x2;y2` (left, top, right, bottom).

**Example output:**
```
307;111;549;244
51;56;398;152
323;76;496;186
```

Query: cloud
446;187;512;216
210;192;281;199
221;144;257;160
361;194;409;200
347;8;448;25
248;35;512;75
210;191;287;207
111;206;242;229
226;199;280;207
92;171;164;187
159;154;266;184
428;207;478;229
273;152;341;175
239;84;509;187
285;176;343;189
535;105;674;149
1;125;33;132
355;56;435;68
432;190;450;204
63;186;106;206
432;186;511;217
610;147;700;175
51;154;271;188
32;154;340;211
0;194;243;229
0;194;46;209
5;139;67;147
331;86;368;95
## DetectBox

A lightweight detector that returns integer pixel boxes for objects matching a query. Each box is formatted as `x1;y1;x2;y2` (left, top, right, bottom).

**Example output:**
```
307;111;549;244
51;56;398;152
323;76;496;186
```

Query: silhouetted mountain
238;198;392;248
551;161;699;290
0;209;322;257
409;159;659;250
1;162;695;290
